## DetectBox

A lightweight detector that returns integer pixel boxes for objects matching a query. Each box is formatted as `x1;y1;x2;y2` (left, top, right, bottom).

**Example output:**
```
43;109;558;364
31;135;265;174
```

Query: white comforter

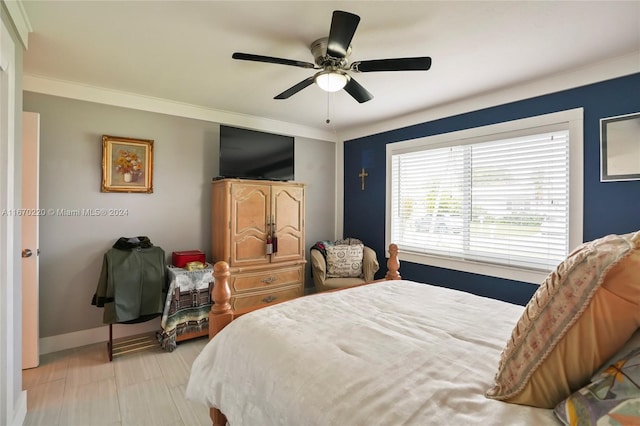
186;280;557;425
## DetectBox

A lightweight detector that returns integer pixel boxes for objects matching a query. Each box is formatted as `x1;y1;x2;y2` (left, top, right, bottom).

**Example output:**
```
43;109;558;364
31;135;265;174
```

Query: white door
22;112;39;369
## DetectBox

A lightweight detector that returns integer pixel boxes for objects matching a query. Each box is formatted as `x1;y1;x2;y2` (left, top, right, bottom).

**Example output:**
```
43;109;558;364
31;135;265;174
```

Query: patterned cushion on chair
326;244;364;278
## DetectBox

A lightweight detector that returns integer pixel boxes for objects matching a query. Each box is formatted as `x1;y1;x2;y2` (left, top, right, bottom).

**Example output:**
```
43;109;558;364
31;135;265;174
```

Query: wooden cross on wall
358;168;368;191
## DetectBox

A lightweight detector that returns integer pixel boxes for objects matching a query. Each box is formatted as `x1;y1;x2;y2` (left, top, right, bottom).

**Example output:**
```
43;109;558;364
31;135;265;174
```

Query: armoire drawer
230;284;303;311
230;265;304;292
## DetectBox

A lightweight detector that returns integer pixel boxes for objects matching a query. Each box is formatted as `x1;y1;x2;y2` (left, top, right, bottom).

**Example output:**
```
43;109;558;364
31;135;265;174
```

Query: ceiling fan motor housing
311;37;350;68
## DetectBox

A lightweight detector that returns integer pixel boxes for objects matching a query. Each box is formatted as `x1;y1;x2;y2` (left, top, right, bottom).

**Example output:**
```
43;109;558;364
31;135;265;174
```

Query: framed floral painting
101;135;154;193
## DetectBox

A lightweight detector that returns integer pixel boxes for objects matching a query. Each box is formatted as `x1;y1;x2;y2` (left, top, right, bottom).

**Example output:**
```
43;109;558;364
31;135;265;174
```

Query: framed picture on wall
101;135;154;193
600;112;640;182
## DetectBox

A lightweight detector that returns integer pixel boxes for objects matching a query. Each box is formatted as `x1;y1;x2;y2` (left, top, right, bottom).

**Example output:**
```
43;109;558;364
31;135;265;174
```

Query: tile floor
22;335;210;426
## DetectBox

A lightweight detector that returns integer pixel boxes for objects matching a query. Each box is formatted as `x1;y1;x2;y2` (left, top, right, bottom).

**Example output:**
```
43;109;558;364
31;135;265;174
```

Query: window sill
398;251;549;285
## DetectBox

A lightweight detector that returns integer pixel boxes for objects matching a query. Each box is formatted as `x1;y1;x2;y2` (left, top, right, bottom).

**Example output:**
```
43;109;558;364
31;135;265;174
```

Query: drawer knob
261;276;277;284
262;295;277;303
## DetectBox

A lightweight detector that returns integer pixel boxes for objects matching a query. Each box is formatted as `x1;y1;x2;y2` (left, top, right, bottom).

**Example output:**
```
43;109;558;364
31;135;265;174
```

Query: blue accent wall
343;73;640;306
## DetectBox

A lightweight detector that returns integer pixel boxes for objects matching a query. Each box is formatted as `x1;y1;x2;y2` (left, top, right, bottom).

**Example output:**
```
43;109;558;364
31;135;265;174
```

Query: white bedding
186;280;557;425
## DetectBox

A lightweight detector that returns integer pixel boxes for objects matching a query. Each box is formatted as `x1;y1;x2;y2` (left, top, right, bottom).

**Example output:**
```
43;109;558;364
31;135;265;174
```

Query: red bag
171;250;206;268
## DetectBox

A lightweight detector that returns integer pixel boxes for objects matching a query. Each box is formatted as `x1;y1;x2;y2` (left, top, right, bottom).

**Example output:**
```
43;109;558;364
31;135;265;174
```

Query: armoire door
230;182;271;266
271;184;305;263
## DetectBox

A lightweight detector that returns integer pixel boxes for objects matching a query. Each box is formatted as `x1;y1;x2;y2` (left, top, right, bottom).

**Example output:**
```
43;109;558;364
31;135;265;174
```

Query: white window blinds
390;130;570;272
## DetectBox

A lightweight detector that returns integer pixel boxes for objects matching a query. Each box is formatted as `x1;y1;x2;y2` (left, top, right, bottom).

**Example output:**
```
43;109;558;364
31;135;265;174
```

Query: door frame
0;12;27;426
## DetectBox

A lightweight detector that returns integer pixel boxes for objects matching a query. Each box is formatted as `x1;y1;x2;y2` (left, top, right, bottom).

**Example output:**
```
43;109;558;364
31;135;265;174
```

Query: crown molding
341;50;640;142
22;74;340;142
23;50;640;144
2;0;31;49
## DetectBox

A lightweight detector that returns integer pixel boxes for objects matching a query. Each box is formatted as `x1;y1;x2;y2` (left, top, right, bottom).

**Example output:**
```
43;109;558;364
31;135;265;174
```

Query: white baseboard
39;319;161;355
12;390;27;426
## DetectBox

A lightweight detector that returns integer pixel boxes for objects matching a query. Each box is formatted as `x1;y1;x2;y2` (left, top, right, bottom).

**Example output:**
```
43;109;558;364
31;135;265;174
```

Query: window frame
385;108;584;284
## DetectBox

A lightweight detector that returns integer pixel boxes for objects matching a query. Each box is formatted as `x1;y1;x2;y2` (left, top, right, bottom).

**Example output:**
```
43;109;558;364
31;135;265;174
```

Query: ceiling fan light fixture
314;70;348;92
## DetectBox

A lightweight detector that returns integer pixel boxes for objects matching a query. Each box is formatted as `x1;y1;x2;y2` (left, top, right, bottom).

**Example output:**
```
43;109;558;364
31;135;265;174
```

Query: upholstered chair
311;242;380;293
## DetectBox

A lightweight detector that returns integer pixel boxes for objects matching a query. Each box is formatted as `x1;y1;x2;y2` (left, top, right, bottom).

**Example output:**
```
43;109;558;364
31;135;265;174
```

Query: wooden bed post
385;243;401;280
209;261;233;339
209;261;231;426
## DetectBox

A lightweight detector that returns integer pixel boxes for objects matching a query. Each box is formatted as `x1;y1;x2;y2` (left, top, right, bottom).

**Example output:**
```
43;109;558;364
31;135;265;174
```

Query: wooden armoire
211;179;306;310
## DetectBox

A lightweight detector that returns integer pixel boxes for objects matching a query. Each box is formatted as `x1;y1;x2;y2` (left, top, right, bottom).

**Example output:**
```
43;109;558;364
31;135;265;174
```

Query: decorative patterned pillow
326;244;364;278
554;347;640;425
486;231;640;408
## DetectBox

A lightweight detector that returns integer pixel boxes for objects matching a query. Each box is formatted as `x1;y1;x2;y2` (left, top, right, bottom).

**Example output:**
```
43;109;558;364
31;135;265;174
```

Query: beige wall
23;91;336;339
297;136;336;286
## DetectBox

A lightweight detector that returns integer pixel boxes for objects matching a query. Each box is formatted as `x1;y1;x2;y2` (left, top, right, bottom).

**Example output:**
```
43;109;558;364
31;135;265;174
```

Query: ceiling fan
232;10;432;103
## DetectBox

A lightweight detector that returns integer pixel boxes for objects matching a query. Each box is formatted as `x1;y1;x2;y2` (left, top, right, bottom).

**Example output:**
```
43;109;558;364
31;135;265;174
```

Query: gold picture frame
101;135;154;193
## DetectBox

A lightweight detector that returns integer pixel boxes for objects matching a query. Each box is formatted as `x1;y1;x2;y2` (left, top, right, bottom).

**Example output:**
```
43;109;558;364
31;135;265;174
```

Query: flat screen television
218;125;295;181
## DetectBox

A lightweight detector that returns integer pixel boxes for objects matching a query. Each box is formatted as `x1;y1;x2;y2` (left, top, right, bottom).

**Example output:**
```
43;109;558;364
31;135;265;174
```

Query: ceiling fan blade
327;11;360;58
352;57;432;72
232;52;315;69
274;76;315;99
344;76;373;103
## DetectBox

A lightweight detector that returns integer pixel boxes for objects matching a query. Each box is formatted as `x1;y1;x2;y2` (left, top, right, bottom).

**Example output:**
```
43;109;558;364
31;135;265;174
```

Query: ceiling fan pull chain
326;92;331;124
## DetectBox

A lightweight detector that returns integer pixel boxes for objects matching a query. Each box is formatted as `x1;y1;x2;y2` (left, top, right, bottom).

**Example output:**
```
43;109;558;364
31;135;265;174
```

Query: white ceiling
20;1;640;141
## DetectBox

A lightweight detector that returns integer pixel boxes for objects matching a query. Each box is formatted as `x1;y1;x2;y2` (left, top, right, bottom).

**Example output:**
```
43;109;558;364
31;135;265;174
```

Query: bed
186;236;640;426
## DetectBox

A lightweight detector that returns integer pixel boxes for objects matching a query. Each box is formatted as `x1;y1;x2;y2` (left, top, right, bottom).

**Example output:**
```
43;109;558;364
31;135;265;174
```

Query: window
386;109;583;284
